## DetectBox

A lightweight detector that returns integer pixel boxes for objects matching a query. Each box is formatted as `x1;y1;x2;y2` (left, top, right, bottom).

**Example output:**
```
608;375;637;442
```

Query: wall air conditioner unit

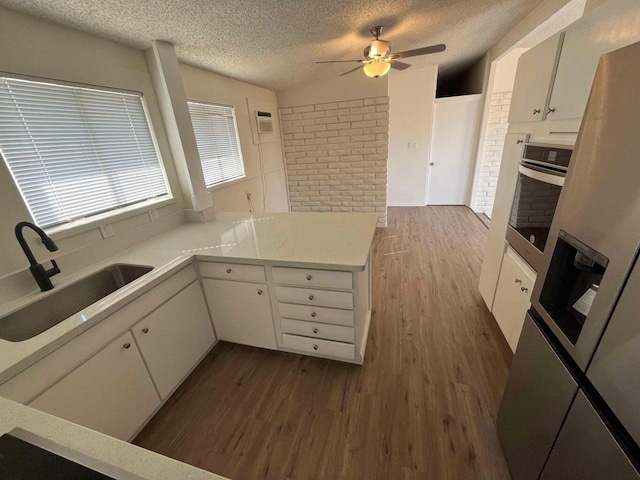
255;110;274;134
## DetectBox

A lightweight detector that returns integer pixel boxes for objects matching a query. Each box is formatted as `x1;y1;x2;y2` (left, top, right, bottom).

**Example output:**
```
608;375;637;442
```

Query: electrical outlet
148;209;159;222
407;142;417;149
99;224;114;239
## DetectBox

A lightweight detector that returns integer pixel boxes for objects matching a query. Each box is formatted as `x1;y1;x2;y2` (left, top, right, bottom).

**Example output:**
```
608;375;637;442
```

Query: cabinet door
497;314;578;480
132;281;215;399
478;134;527;309
547;0;640;121
29;332;160;441
492;248;536;351
203;279;276;350
541;391;640;480
508;33;563;123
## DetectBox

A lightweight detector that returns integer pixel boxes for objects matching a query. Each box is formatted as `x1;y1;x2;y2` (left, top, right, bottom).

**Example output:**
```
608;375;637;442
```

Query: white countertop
0;211;378;383
0;211;377;480
0;396;226;479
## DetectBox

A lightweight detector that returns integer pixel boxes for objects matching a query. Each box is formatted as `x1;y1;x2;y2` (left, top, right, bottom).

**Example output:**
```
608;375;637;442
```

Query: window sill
45;196;178;241
206;175;247;192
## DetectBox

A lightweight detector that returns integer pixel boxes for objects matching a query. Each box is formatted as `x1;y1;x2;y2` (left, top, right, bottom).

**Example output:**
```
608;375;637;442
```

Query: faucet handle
47;259;61;276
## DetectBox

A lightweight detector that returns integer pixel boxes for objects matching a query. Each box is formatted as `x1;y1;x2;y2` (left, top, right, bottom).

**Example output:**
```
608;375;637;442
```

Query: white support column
145;40;215;221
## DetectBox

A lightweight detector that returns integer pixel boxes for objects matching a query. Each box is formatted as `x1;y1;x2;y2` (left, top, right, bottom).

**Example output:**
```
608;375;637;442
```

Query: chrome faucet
15;221;60;292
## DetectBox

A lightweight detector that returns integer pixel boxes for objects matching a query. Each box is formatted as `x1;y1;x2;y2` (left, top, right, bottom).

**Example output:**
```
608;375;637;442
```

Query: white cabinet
132;282;215;399
492;247;536;351
478;134;527;309
509;33;563;124
547;0;640;121
203;279;276;350
29;332;160;441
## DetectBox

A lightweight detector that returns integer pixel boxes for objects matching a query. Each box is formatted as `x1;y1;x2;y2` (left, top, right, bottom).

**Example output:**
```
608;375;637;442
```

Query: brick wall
473;91;512;216
279;96;389;227
511;175;561;228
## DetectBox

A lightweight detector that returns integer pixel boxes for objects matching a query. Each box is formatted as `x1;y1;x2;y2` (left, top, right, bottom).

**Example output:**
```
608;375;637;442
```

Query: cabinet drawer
275;286;353;309
278;303;354;326
282;334;355;360
272;267;352;289
199;262;265;282
281;318;354;343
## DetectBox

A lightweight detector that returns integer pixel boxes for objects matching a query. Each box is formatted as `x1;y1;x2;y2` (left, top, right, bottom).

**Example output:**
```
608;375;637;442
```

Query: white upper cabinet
547;0;640;121
508;33;563;124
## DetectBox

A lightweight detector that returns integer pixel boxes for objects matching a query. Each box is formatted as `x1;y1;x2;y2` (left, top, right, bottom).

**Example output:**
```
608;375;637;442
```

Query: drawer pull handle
257;289;263;295
226;268;232;273
521;286;529;293
547;107;556;115
533;108;541;115
123;342;131;349
306;275;313;280
142;327;149;334
308;294;314;300
514;278;522;284
313;344;319;350
311;311;317;318
313;328;319;334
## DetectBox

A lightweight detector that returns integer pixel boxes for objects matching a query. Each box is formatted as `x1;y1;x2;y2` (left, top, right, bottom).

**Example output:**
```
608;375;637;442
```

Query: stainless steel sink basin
0;264;153;342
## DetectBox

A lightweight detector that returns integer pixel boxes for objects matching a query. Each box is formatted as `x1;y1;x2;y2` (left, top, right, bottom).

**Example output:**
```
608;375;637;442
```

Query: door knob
257;289;263;295
311;312;317;317
313;344;319;350
429;162;435;166
308;294;315;300
142;327;149;334
313;328;319;334
306;275;313;280
123;342;131;349
533;109;541;115
226;268;232;273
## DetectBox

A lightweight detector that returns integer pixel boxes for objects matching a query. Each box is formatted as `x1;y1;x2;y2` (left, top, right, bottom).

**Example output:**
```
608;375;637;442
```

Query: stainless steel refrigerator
497;40;640;480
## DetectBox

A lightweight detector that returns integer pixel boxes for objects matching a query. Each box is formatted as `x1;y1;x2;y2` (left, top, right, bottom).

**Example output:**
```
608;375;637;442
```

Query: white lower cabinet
203;279;277;350
29;331;160;441
132;282;215;399
493;247;536;351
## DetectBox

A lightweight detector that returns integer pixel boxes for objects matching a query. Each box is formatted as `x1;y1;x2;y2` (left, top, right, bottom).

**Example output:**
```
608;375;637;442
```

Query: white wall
387;65;439;206
492;48;530;93
277;73;388;108
180;63;289;213
0;8;185;285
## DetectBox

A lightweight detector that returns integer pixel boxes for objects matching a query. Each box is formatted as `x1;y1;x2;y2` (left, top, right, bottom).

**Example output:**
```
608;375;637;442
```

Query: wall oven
506;142;573;272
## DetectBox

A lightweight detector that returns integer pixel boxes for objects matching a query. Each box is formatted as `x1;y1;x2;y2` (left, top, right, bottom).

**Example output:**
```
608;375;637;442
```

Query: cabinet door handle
533;108;541;115
142;327;149;334
313;344;319;350
308;294;314;300
313;328;319;334
514;278;522;284
226;268;232;274
257;289;263;295
516;139;524;144
306;275;313;281
521;286;529;293
311;311;317;318
547;107;556;115
123;342;131;349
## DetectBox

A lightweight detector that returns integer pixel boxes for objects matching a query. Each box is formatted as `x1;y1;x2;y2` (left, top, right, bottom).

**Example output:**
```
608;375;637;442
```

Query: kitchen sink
0;264;153;342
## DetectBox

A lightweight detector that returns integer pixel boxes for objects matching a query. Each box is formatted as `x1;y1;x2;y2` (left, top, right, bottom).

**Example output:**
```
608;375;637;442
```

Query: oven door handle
519;164;565;187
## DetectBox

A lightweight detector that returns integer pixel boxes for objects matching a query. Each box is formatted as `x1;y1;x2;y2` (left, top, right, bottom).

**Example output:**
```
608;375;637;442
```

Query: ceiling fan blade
316;60;363;64
391;60;411;71
393;44;446;59
340;66;363;77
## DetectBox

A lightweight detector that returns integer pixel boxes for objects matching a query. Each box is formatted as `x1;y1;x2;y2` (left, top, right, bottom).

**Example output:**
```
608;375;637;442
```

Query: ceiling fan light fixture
369;40;390;58
363;60;391;78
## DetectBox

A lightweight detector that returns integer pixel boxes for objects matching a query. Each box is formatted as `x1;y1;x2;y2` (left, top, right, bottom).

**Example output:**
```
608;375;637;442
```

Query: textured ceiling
0;0;543;91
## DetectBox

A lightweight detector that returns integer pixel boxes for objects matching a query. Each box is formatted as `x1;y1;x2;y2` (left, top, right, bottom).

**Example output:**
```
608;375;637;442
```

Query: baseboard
387;202;427;207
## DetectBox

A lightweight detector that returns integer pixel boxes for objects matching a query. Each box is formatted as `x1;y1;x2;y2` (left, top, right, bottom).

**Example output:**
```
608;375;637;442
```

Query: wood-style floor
134;206;514;480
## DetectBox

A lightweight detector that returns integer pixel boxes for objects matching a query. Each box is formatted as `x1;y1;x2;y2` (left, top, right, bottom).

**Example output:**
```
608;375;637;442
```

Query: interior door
427;95;481;205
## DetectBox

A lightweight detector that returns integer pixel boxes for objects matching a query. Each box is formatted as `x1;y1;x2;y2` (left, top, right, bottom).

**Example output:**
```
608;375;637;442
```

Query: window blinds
187;101;245;187
0;76;168;228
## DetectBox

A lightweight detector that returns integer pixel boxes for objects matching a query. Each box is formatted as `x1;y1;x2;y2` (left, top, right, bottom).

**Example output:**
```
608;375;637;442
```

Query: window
187;101;245;187
0;76;169;228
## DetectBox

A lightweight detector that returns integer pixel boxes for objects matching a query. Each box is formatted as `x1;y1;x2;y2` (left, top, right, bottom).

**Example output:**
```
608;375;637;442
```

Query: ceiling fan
317;25;446;78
